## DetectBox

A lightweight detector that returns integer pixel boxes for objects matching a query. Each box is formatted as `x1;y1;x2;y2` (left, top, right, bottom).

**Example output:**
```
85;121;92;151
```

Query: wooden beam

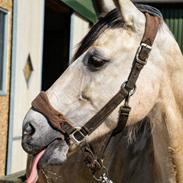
61;0;97;23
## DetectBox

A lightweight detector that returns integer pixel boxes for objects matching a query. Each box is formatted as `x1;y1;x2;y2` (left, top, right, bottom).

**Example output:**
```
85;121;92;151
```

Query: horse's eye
87;55;107;71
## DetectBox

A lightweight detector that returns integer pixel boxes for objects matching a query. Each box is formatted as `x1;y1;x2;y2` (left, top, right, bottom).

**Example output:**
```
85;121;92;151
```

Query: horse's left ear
113;0;145;30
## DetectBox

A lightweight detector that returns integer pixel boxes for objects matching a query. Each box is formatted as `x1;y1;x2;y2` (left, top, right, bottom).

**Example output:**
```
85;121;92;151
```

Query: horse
21;0;183;183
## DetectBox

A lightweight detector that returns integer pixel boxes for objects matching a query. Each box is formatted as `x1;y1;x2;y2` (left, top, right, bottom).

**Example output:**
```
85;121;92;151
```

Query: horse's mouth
26;139;68;183
26;141;56;183
27;149;46;183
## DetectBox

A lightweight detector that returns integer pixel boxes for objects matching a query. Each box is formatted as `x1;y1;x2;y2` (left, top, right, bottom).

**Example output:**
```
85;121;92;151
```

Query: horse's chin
38;139;69;167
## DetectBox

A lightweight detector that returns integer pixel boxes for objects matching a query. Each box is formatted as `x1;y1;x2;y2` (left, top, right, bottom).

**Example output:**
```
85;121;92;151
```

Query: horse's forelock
73;9;123;61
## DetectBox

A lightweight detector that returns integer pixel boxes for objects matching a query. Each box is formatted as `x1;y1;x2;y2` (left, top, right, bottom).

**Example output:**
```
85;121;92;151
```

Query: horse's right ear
92;0;115;19
113;0;145;30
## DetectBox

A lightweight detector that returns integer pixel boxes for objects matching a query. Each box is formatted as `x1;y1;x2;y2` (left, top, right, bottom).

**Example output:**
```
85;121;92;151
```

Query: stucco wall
0;0;12;176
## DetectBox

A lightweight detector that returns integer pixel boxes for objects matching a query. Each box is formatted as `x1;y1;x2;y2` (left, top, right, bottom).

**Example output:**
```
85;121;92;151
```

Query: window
0;8;8;95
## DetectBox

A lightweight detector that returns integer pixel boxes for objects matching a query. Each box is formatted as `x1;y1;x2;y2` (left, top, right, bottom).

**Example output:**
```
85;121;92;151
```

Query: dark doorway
42;0;72;90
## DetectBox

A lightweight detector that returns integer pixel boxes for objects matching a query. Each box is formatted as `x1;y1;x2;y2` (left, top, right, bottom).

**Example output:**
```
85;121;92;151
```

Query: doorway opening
42;0;71;90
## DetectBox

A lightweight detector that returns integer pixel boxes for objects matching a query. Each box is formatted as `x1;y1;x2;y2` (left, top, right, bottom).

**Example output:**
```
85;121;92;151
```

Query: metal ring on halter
121;81;136;97
92;166;108;182
129;84;136;96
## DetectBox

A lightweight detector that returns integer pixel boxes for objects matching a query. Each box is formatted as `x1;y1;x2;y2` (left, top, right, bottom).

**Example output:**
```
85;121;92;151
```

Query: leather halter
32;13;160;142
32;12;161;181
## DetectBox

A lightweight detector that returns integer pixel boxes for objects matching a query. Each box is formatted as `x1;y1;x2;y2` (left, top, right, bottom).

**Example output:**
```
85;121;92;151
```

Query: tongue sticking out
27;150;46;183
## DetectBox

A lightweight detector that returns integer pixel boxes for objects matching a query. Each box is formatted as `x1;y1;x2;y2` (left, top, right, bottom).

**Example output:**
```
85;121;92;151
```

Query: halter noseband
32;12;161;182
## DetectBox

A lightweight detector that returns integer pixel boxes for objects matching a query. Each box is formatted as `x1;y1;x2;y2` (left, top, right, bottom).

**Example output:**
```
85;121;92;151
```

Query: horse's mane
73;9;123;61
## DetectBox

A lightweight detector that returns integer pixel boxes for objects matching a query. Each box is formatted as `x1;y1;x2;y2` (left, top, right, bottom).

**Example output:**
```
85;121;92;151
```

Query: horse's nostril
23;122;35;136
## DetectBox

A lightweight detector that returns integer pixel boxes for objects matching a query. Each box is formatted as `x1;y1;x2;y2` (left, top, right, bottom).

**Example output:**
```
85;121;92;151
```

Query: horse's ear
113;0;145;29
92;0;115;19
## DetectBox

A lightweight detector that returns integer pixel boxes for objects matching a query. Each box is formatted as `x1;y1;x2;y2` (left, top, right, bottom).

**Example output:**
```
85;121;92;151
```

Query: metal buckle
136;43;152;65
93;166;113;183
70;127;87;145
121;81;136;97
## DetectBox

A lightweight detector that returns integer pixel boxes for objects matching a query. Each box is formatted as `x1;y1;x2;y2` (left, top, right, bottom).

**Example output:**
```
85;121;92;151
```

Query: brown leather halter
32;12;161;182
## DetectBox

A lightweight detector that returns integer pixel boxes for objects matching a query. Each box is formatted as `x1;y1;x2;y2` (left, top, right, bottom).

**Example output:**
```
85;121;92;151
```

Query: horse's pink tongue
27;150;45;183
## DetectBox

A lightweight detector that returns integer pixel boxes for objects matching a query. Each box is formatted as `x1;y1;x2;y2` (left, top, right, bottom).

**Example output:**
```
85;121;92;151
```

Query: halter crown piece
32;8;161;183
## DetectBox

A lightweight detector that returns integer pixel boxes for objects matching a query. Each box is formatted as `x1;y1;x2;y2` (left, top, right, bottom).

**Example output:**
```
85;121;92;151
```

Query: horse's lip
23;137;63;156
38;137;63;156
36;139;63;169
32;140;56;169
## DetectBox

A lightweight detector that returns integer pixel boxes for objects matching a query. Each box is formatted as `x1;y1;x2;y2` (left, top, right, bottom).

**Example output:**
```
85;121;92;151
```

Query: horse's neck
149;104;176;183
150;57;183;183
159;23;183;115
153;25;183;183
168;58;183;116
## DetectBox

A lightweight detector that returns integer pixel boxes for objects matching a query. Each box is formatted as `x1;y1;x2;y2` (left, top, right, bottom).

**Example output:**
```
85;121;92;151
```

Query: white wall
8;4;90;175
69;13;90;62
8;0;45;174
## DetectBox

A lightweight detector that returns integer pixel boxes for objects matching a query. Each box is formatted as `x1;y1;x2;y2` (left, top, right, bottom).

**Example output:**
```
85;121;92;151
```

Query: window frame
0;7;8;96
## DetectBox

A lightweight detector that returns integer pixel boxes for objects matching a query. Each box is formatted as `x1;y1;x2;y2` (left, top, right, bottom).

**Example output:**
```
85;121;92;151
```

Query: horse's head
22;0;163;172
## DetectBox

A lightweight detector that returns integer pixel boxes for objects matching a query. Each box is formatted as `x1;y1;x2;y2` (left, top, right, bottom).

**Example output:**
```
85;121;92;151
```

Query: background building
0;0;182;177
